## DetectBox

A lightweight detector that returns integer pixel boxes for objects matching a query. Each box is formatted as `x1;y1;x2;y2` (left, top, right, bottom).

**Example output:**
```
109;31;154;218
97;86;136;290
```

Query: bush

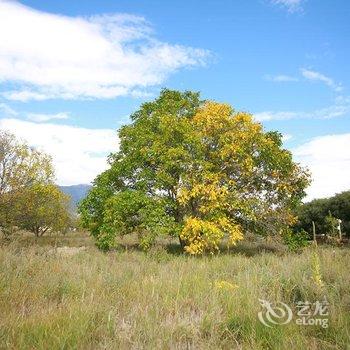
283;229;309;252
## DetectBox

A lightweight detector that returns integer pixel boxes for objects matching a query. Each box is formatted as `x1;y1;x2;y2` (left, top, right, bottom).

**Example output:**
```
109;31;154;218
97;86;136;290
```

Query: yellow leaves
174;100;305;252
192;102;258;146
271;170;279;179
180;216;243;255
177;162;244;255
180;217;223;255
177;188;189;205
214;280;239;291
178;173;229;214
276;182;294;194
193;101;233;131
311;251;324;288
286;211;298;226
217;217;243;245
242;157;254;173
0;131;54;195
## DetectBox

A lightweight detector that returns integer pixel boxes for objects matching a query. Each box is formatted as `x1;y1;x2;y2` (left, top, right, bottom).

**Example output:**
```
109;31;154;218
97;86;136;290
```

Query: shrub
283;229;309;252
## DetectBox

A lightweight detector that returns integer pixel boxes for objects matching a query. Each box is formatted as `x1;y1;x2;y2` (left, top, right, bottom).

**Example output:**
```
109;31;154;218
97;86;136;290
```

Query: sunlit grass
0;233;349;349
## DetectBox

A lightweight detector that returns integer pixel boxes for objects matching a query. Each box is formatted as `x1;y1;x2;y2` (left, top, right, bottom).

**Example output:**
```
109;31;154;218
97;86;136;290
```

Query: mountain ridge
59;184;92;209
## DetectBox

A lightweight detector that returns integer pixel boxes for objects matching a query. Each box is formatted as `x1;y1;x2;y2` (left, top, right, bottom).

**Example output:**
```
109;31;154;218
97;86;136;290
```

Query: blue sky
0;0;349;200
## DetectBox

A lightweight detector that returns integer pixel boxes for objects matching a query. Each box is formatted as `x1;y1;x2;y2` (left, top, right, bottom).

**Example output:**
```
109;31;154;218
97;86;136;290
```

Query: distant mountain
60;184;92;209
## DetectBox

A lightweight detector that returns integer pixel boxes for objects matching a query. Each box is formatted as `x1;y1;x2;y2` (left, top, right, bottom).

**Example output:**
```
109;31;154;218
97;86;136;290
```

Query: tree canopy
295;190;350;236
13;183;71;236
0;131;71;236
0;131;54;195
79;89;310;253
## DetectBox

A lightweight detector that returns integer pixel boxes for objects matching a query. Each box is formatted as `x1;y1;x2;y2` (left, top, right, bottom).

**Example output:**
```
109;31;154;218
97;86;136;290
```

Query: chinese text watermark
258;297;329;328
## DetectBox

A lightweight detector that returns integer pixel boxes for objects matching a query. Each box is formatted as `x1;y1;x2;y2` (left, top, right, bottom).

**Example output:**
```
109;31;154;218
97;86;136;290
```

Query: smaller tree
0;131;71;236
0;131;54;194
14;184;71;236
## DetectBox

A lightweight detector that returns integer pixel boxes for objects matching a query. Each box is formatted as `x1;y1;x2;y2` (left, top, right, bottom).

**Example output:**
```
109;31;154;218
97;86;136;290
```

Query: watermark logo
258;299;293;327
258;297;329;328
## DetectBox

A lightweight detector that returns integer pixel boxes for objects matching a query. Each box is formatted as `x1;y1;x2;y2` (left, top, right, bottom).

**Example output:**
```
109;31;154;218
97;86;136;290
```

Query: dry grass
0;232;349;349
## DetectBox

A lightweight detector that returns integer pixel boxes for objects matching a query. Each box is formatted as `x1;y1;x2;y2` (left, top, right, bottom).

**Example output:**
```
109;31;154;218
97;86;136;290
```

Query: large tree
79;89;310;253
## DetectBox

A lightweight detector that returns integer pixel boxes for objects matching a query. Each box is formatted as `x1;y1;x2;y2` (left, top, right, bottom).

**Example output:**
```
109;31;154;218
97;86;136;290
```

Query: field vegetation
0;231;349;349
1;91;349;349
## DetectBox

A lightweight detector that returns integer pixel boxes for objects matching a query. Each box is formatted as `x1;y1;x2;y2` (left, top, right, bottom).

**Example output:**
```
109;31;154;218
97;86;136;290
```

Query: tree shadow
3;231;288;258
113;234;288;257
162;239;288;257
221;241;287;257
164;242;185;256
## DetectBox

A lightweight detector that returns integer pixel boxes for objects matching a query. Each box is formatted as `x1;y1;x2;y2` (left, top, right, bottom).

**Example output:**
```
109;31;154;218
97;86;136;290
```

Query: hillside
59;184;91;208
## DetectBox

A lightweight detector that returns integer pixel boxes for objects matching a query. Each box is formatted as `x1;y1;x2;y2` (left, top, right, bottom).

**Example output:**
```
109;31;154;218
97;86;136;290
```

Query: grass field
0;232;349;349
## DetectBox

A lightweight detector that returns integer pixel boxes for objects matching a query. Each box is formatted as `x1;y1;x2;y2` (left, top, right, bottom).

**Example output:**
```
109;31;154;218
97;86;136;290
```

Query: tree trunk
33;226;41;237
179;236;185;249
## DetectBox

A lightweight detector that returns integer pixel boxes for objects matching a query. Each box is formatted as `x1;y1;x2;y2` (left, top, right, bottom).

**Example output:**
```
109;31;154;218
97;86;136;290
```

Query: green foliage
14;184;71;236
295;190;350;235
79;89;310;252
101;190;177;250
283;229;309;252
324;211;339;236
0;131;54;194
0;131;71;236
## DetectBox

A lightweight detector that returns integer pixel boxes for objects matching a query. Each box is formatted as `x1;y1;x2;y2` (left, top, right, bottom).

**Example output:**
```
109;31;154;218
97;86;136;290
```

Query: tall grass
0;233;349;349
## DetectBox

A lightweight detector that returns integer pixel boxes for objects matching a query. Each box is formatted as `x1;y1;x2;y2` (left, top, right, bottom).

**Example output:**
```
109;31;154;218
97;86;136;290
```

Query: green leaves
14;183;71;236
79;89;310;253
0;131;54;196
79;89;201;250
100;190;176;250
0;131;70;236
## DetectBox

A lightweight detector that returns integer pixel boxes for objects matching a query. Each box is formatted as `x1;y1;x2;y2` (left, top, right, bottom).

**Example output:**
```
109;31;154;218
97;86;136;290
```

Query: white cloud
0;1;209;101
27;112;70;122
301;68;342;92
255;111;298;121
264;74;298;82
254;96;350;121
270;0;304;12
254;111;299;122
293;133;350;201
0;118;117;185
1;119;348;201
0;103;17;116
